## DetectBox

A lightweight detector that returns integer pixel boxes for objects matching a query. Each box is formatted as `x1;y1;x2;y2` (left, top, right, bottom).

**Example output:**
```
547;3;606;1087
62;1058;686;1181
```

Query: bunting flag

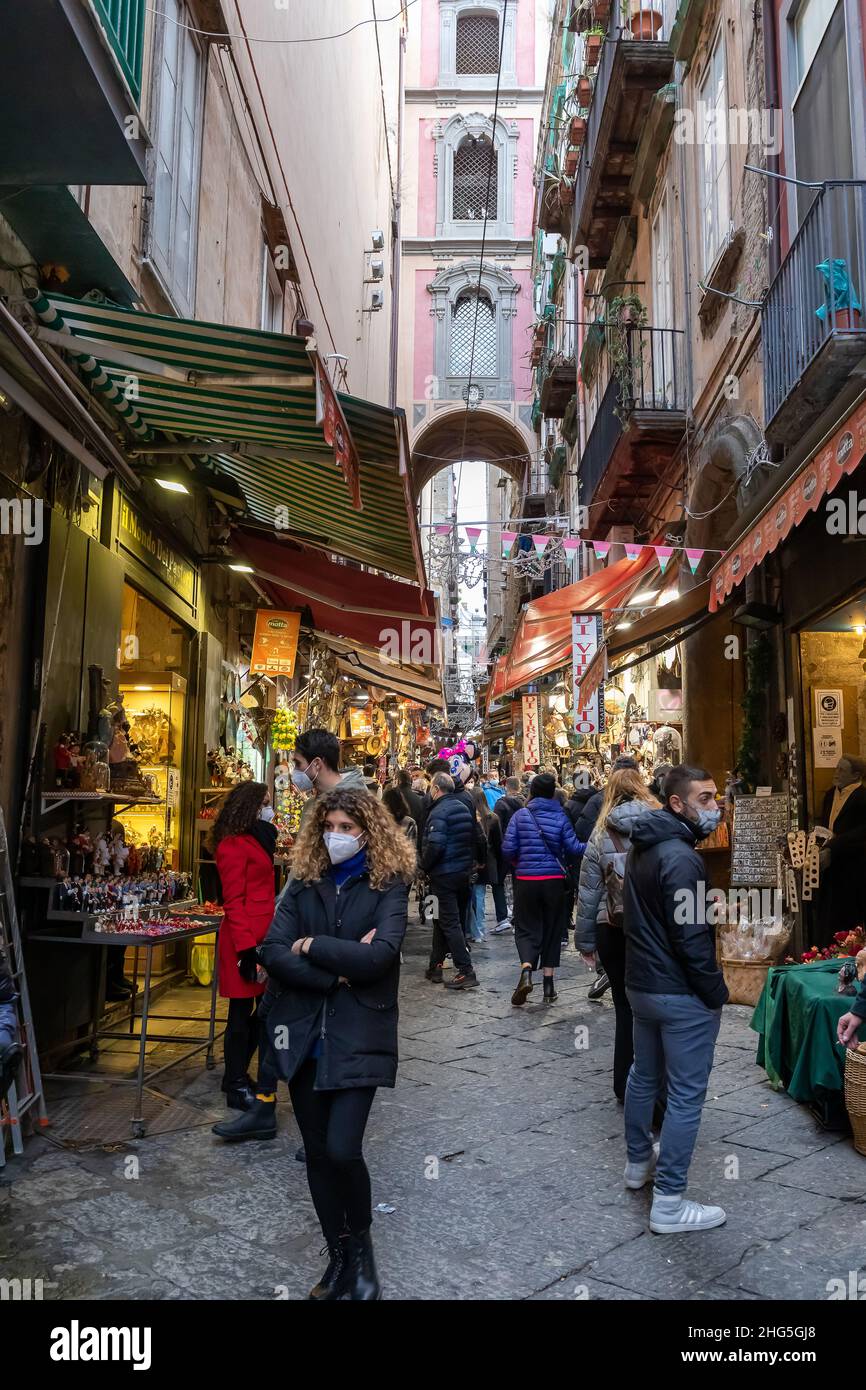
562;537;580;558
465;526;482;552
624;543;644;562
501;529;517;556
532;534;550;555
435;522;451;535
593;540;611;561
654;545;674;573
685;548;705;575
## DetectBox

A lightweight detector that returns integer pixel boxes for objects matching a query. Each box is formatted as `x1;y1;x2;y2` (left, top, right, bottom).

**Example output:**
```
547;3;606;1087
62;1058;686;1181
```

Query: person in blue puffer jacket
502;772;585;1006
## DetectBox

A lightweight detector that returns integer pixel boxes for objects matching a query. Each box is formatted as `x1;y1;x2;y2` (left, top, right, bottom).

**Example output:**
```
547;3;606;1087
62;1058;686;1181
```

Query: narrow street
4;900;864;1302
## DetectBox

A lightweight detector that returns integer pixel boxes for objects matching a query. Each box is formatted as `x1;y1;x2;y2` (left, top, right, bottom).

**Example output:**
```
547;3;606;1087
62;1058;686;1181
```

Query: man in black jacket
421;772;479;991
622;764;729;1235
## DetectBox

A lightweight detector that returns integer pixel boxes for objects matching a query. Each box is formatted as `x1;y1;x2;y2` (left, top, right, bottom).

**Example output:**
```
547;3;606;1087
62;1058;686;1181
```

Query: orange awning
489;551;655;700
709;397;866;611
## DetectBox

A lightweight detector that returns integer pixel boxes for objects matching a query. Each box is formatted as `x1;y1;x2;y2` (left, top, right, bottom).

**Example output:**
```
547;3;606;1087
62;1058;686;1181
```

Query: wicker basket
721;958;773;1007
844;1044;866;1156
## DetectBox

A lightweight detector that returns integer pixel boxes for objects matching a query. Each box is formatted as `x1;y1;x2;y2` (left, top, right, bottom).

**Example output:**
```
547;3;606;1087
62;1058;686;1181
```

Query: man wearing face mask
292;729;368;824
621;764;729;1235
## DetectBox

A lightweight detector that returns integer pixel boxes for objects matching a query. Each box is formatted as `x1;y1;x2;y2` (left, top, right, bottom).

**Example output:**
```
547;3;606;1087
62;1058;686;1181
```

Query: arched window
452;135;498;222
450;289;498;378
455;12;499;74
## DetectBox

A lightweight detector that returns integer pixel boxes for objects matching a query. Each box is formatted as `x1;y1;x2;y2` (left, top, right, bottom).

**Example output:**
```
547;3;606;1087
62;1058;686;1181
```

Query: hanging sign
572;612;605;736
250;609;301;676
522;693;540;768
315;360;362;510
814;689;843;729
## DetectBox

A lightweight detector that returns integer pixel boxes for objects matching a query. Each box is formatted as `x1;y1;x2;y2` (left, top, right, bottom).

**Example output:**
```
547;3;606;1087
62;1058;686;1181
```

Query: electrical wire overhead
147;0;418;45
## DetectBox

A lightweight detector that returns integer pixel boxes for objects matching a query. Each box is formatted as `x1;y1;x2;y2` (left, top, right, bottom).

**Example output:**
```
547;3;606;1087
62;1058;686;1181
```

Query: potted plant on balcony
815;258;863;331
626;0;663;39
568;1;593;32
607;293;647;424
594;0;612;20
569;114;587;145
559;178;576;209
585;25;605;64
565;146;580;176
576;74;593;106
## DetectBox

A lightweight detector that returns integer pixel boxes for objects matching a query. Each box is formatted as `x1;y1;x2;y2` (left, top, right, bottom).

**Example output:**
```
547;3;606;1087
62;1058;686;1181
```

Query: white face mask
292;760;319;793
324;831;365;865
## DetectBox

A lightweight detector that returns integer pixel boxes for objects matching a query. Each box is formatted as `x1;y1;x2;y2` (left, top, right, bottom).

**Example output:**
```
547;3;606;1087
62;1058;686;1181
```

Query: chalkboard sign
731;794;789;887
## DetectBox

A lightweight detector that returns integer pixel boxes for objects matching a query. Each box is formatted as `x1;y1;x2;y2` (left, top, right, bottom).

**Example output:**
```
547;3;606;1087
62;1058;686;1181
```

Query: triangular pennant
593;540;611;560
532;534;550;555
654;545;674;574
465;526;482;553
685;547;704;575
624;543;644;562
501;530;517;556
562;537;580;556
434;523;451;535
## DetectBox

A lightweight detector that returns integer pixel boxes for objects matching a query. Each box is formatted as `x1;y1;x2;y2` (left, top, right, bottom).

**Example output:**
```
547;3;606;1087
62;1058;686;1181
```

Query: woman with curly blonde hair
259;786;413;1301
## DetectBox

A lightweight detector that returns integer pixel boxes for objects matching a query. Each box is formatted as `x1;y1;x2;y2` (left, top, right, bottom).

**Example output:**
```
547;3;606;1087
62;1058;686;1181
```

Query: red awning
709;397;866;611
235;531;437;652
489;551;655;699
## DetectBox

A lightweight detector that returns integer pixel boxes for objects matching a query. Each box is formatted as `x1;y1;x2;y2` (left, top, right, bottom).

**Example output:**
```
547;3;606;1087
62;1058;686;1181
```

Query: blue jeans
467;883;486;940
624;990;722;1196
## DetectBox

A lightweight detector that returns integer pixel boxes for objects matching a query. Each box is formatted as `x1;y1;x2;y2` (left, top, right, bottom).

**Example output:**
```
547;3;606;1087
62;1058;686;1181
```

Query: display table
750;959;850;1104
30;915;222;1138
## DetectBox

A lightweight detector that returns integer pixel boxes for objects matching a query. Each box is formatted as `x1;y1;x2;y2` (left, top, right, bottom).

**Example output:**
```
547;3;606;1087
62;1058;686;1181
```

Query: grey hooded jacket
574;798;650;954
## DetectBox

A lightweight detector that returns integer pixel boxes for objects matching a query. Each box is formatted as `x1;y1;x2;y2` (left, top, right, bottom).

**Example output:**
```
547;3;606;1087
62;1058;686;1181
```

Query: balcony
580;325;687;518
539;352;577;419
763;181;866;446
569;0;677;268
0;0;147;185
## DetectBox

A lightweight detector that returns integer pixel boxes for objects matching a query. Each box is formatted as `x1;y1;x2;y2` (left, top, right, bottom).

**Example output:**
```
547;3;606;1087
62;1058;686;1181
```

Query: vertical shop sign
522;694;540;768
572;613;605;736
315;360;362;510
250;610;301;676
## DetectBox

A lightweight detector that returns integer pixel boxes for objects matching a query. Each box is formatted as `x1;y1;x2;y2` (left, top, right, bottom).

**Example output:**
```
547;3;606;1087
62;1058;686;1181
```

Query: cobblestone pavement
2;901;866;1301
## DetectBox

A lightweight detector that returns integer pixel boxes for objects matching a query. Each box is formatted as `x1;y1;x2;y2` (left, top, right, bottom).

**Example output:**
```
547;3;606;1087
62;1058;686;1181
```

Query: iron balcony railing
572;0;677;235
580;324;686;501
90;0;146;102
762;180;866;428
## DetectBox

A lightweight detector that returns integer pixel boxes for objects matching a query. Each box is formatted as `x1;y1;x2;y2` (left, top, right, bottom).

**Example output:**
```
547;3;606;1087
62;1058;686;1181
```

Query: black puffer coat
623;808;728;1011
259;871;408;1090
420;792;475;876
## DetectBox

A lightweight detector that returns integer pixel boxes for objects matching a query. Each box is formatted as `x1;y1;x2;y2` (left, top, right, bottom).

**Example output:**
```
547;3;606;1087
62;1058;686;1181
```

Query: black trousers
428;872;473;974
289;1059;377;1241
596;920;632;1100
224;996;279;1091
513;877;567;970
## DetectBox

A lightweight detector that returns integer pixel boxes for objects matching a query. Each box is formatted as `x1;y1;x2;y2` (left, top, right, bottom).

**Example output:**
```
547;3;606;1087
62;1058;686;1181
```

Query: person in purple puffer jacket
502;772;585;1006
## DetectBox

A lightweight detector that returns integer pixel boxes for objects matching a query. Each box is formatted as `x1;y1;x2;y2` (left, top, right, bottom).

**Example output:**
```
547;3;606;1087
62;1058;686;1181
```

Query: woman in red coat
210;781;277;1116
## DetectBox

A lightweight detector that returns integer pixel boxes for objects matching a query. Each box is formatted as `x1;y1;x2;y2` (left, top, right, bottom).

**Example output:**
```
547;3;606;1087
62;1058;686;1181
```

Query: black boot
343;1229;382;1301
309;1236;349;1300
543;975;557;1004
212;1097;277;1141
224;1080;256;1111
511;966;533;1006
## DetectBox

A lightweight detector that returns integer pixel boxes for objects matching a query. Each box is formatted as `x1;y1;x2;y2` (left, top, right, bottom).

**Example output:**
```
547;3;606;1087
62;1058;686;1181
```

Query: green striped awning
26;291;422;582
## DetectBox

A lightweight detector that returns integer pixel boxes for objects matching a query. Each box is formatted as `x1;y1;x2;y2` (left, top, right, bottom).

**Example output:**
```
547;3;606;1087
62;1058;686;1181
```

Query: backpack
603;829;629;928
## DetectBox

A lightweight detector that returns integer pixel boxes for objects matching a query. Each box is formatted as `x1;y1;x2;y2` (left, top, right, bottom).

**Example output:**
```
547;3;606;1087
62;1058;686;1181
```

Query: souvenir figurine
53;735;72;788
93;833;111;876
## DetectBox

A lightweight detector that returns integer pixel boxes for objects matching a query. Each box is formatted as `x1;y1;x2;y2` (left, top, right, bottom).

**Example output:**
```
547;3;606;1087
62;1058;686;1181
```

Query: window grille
455;12;500;73
450;290;497;377
452;136;498;221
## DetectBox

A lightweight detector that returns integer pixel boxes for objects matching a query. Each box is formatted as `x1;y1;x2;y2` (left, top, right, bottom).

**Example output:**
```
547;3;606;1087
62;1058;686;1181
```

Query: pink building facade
397;0;550;466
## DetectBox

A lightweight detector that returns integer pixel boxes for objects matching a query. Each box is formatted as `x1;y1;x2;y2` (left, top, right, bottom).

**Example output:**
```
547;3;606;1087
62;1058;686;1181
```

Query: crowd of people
187;728;866;1296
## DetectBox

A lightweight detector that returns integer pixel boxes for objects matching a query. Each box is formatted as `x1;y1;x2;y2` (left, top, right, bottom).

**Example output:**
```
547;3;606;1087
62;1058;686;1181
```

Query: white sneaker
624;1142;660;1190
492;919;512;934
649;1190;727;1234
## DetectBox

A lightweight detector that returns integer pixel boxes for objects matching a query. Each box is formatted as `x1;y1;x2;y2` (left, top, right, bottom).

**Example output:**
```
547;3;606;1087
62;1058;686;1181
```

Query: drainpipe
674;60;695;431
761;0;781;279
388;23;406;409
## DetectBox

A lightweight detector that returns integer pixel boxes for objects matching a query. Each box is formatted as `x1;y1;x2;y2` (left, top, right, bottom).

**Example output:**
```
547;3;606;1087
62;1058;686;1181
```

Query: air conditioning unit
370;290;384;311
369;257;385;281
370;229;385;250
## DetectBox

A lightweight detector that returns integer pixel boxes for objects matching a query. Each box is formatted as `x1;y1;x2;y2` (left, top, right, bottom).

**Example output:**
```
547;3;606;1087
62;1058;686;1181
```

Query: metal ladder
0;809;48;1168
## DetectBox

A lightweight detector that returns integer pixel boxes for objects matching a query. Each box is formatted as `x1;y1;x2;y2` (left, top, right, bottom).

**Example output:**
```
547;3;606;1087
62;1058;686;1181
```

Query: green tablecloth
750;960;850;1102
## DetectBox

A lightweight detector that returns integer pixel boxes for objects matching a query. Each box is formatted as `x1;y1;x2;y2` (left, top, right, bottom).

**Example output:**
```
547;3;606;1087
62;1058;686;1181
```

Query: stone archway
409;403;534;494
680;414;764;781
